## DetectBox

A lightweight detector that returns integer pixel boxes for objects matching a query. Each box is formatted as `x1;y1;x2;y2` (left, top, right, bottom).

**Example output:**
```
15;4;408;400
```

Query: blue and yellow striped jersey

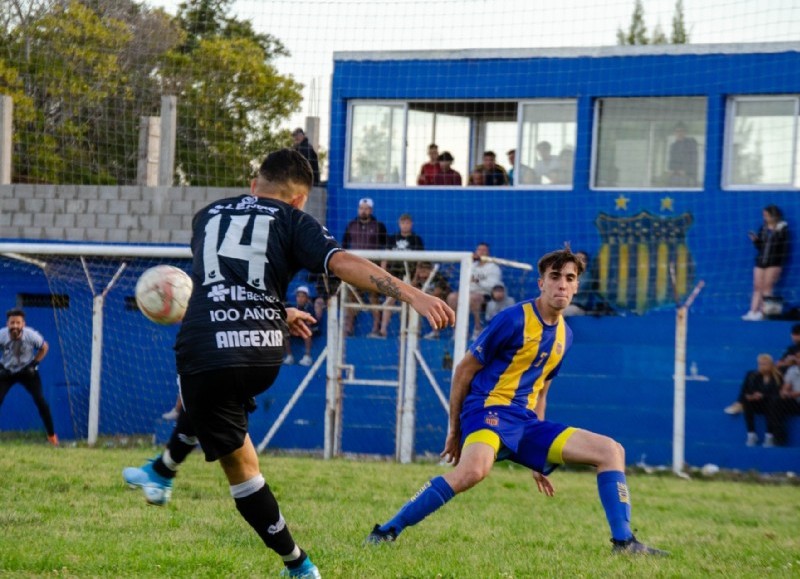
468;299;572;411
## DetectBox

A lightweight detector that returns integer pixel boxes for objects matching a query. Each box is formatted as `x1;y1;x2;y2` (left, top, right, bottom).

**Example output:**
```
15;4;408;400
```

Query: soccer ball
135;265;193;325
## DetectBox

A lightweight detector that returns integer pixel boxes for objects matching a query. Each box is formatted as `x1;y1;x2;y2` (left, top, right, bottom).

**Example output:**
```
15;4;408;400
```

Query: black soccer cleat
365;524;397;545
611;535;669;556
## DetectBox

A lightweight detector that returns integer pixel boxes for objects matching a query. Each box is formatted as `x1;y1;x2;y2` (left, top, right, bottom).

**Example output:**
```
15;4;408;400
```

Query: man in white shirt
0;308;57;445
447;243;503;339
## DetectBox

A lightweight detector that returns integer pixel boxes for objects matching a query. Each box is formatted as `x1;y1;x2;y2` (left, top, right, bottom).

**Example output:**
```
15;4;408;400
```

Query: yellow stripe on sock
546;427;577;464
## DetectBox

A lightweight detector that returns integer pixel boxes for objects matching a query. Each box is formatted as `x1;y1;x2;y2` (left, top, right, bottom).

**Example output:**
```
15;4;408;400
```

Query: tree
8;0;132;183
160;0;302;186
617;0;690;45
617;0;649;45
671;0;690;44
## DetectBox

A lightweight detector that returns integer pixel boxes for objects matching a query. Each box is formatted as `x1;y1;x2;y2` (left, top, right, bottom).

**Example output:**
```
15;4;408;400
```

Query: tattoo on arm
370;274;402;300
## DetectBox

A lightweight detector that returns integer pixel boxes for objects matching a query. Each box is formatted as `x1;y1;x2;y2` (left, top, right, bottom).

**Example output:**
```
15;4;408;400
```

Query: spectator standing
432;152;462;185
284;286;319;366
446;242;503;339
0;308;58;446
417;143;441;185
667;123;699;187
292;128;320;186
384;214;425;270
743;205;789;321
484;283;515;322
739;354;782;447
342;197;388;336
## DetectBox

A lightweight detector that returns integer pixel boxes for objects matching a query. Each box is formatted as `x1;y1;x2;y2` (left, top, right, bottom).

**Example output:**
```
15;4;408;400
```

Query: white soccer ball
135;265;193;325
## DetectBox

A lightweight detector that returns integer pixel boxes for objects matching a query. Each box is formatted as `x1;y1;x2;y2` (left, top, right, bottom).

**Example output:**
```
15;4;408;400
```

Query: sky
145;0;800;148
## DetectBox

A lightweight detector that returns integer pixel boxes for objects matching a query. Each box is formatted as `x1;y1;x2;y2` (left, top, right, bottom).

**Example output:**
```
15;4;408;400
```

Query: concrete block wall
0;184;327;244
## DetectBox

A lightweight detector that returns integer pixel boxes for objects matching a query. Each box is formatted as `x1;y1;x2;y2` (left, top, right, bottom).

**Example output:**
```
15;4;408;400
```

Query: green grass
1;441;799;578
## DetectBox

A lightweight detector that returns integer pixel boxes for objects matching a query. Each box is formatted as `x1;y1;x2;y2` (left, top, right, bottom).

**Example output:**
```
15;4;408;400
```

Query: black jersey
175;194;341;374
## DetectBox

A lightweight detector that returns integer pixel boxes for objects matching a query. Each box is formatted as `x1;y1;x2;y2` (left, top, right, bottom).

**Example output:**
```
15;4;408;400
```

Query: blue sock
597;471;633;541
379;476;455;535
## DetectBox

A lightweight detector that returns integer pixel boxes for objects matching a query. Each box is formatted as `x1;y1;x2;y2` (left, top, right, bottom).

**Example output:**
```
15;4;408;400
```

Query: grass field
1;440;798;578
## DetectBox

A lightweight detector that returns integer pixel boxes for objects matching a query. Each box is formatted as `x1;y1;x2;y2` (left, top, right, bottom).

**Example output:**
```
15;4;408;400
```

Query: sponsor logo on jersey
208;196;280;215
206;283;279;304
215;330;283;349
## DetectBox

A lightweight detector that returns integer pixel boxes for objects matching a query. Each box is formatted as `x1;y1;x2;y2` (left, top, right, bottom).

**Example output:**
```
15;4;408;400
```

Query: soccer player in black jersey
123;149;455;578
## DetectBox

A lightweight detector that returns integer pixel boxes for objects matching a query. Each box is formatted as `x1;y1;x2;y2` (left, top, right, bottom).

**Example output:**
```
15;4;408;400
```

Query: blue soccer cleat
280;557;321;578
364;524;397;545
122;458;173;506
611;535;669;556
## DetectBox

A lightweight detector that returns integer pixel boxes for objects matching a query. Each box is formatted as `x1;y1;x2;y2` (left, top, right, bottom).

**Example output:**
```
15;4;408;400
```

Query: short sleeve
291;211;342;274
26;328;45;349
469;307;517;365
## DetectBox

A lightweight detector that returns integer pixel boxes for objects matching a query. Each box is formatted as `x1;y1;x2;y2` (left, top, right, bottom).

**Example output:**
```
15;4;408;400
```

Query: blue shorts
460;400;575;475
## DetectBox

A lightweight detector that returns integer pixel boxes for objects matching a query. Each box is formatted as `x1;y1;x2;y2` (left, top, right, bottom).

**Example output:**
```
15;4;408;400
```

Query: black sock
152;456;175;479
234;485;297;556
166;411;198;464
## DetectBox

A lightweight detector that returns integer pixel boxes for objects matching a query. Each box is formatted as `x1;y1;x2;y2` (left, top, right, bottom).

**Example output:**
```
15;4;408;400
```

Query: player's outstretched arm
328;251;455;331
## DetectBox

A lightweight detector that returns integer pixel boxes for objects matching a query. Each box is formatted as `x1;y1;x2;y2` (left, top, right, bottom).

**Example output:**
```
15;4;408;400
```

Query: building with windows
325;43;800;470
328;42;800;315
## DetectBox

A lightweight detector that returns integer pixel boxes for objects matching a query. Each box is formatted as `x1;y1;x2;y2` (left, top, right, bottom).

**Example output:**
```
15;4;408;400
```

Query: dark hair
764;204;783;222
6;308;24;319
428;143;438;150
438;151;454;162
258;149;313;188
477;241;490;249
483;151;496;159
791;323;800;335
537;245;586;277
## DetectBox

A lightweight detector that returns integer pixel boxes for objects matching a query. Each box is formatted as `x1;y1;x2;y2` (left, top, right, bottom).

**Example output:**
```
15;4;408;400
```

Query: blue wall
327;48;800;315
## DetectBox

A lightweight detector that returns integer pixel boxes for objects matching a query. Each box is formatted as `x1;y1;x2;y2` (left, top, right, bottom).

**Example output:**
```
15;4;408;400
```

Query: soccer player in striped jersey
367;247;667;555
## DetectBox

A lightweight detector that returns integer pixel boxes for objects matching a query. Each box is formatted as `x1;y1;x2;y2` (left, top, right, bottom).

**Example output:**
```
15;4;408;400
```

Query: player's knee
450;462;490;492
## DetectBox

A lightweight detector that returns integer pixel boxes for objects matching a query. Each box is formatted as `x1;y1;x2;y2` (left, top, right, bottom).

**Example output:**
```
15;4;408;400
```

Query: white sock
162;449;178;471
229;474;265;499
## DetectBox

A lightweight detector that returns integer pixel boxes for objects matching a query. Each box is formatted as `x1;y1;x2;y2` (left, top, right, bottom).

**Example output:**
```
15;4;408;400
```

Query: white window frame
344;100;408;188
722;95;800;191
514;99;577;190
590;97;706;192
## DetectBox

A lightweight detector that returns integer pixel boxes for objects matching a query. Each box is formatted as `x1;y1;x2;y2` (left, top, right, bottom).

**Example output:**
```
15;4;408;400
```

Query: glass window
725;97;799;188
594;97;706;189
518;101;577;186
347;103;405;184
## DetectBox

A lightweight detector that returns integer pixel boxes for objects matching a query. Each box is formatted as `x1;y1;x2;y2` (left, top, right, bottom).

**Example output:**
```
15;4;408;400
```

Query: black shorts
179;366;280;462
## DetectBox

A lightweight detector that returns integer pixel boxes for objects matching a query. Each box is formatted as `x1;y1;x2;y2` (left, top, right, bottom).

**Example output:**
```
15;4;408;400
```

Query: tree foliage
1;0;301;185
617;0;690;46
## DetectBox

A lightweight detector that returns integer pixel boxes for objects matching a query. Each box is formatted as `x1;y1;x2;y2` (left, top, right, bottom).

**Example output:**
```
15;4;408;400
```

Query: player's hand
532;471;555;497
286;307;315;338
440;429;461;466
411;292;455;332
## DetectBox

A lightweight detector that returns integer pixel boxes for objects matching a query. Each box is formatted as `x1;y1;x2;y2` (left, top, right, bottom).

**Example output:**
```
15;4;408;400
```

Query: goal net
0;243;541;460
0;243;191;445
